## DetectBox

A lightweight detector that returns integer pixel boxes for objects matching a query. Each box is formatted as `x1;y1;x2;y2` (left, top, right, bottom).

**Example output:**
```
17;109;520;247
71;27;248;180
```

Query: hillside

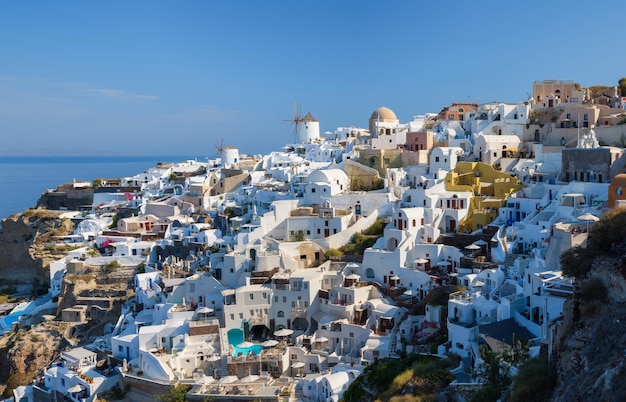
0;209;75;285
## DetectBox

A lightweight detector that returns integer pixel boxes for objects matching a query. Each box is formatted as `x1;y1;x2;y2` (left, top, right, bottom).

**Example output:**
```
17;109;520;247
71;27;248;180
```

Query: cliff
550;259;626;402
0;209;75;285
0;321;74;397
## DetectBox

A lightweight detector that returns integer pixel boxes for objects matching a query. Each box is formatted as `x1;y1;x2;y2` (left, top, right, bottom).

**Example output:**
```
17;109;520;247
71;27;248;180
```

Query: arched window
366;268;375;278
617;187;623;196
277;311;284;318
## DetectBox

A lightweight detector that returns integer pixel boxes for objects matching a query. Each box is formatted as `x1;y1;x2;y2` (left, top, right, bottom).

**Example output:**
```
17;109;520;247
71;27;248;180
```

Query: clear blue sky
1;1;625;157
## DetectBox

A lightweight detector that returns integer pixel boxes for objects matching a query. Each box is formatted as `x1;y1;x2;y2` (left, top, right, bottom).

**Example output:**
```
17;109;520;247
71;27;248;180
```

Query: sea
0;155;194;223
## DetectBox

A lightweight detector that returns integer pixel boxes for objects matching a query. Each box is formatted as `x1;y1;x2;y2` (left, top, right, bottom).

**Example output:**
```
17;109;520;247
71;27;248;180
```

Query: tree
158;384;191;402
510;357;556;402
325;248;342;260
619;77;626;97
471;347;513;402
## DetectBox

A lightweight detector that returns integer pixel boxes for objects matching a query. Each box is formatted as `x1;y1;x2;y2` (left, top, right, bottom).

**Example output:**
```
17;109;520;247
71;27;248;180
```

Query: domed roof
370;106;397;121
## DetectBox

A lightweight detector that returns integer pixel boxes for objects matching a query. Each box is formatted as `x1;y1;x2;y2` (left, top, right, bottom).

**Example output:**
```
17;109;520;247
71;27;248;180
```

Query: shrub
363;218;386;236
510;357;556;402
579;276;607;301
102;260;120;274
560;246;595;278
325;248;342;260
157;384;191;402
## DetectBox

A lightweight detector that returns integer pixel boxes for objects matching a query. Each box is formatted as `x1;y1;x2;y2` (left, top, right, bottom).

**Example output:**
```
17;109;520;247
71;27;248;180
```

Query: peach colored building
437;102;478;122
405;131;433;152
533;80;585;104
608;174;626;208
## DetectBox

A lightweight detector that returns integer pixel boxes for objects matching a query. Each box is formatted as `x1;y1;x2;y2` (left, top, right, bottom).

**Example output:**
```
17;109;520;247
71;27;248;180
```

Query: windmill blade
283;101;304;143
214;138;226;159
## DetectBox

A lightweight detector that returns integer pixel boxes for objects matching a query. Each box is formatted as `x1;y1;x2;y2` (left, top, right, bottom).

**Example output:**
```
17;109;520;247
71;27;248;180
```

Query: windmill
214;138;226;165
283;101;304;144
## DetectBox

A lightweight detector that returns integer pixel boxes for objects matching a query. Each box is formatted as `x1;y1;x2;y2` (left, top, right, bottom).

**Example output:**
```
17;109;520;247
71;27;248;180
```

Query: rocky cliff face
551;259;626;402
0;209;75;284
0;321;75;396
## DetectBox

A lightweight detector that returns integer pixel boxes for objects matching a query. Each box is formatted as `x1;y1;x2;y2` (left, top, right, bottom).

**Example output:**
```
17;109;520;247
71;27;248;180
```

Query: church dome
370;106;397;121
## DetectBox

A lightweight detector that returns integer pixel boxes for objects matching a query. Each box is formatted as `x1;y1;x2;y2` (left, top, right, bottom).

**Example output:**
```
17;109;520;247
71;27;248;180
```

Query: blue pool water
0;301;36;331
227;328;263;356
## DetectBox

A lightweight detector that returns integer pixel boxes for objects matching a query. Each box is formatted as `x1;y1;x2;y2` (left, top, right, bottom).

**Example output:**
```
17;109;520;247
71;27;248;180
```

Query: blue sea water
0;155;192;221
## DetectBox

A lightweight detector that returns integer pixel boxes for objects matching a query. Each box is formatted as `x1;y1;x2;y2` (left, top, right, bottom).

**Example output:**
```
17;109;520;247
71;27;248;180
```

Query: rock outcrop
551;259;626;402
0;321;74;396
0;209;75;284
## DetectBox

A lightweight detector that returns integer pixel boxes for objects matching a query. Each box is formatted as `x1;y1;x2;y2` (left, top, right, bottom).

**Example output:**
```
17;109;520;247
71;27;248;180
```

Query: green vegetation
560;209;626;278
510;357;557;402
99;384;130;401
470;347;513;402
470;337;529;402
169;172;178;181
3;372;36;398
136;262;146;274
340;232;378;256
325;248;342;260
342;354;455;402
92;178;103;189
290;230;305;242
102;260;120;274
578;276;607;301
363;218;386;236
157;384;191;402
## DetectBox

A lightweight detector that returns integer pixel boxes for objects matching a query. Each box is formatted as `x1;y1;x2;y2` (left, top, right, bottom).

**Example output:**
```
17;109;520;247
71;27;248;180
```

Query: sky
1;1;625;158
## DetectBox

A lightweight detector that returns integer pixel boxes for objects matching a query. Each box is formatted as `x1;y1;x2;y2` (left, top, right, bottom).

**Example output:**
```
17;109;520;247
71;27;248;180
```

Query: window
239;313;243;319
311;188;316;193
230;314;234;320
618;187;623;196
448;114;455;120
118;345;124;352
249;294;254;300
250;310;254;316
274;296;278;302
583;114;588;121
278;311;285;317
283;296;287;302
383;158;390;165
304;301;309;307
292;301;296;307
435;156;440;162
263;292;267;299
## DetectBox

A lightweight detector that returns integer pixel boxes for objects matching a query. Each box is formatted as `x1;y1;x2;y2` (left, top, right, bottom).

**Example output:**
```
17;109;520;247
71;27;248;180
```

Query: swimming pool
0;301;36;332
227;328;263;356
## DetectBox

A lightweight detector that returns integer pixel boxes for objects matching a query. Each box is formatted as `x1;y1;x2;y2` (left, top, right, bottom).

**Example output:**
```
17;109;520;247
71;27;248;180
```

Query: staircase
220;355;228;378
389;311;410;356
320;358;329;372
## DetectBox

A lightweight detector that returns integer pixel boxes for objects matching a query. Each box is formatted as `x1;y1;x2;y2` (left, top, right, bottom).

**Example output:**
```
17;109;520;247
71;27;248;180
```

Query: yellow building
445;162;522;232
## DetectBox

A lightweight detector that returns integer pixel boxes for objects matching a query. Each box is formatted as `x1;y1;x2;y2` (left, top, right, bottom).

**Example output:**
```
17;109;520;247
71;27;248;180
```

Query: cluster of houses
13;79;626;402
